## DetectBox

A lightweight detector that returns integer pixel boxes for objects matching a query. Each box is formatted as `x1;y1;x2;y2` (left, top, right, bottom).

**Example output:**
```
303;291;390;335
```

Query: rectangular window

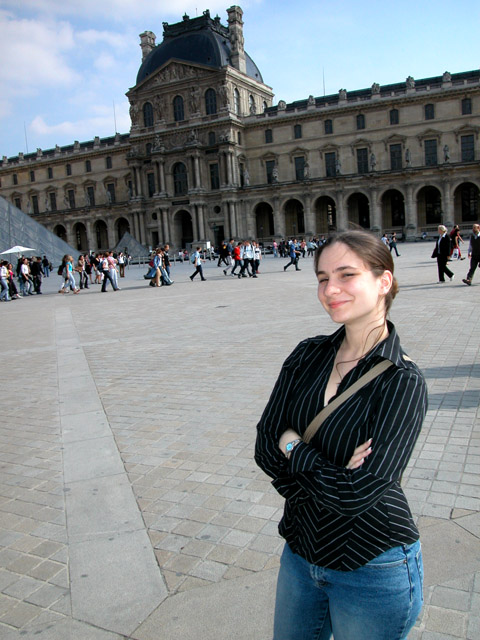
266;159;275;183
461;135;475;162
324;119;333;134
356;148;369;174
265;129;273;144
30;170;35;182
48;167;53;179
237;132;242;145
209;163;220;190
32;195;39;214
14;198;21;209
425;104;435;120
294;156;305;180
86;160;91;172
390;144;402;170
147;172;155;197
13;173;18;185
389;109;399;125
356;114;365;130
325;152;336;177
106;156;112;169
68;189;75;209
87;186;95;206
66;163;72;176
49;192;57;211
424;139;438;166
106;183;116;203
462;98;472;115
294;124;302;139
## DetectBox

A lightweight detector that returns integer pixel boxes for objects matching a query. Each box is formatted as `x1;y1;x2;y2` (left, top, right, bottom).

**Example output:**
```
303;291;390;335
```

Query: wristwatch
285;438;302;459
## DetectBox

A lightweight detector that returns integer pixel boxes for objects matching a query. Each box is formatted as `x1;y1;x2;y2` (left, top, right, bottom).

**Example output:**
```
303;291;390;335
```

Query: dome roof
136;12;263;85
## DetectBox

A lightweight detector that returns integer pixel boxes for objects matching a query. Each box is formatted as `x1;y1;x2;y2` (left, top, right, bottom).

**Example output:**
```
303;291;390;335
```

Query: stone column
107;222;116;249
304;193;314;236
370;189;382;231
158;161;166;194
220;153;227;187
196;203;206;240
228;201;236;238
442;180;454;227
160;206;169;244
194;155;201;189
336;192;348;231
226;151;233;186
273;196;285;238
85;220;95;252
405;184;416;239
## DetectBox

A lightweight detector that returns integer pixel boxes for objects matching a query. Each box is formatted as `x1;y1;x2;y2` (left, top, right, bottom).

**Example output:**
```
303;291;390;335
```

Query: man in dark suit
432;225;454;283
463;223;480;285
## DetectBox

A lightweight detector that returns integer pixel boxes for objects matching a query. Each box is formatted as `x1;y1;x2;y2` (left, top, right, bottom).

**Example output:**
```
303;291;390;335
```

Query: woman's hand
279;428;301;456
346;439;373;470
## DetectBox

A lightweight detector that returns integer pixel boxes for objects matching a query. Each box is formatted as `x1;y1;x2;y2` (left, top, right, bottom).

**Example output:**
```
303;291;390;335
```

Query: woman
64;255;79;294
0;261;11;301
255;230;427;640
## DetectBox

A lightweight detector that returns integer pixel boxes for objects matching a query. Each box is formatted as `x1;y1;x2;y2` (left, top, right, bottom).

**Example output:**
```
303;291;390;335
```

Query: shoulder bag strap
303;360;393;444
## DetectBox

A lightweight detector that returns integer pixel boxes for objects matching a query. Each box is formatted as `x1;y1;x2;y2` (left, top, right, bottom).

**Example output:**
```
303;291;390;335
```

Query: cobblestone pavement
0;243;479;639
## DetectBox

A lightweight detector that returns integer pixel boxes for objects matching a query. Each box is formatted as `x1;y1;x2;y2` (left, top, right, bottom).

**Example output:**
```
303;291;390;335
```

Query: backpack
190;253;196;264
57;263;64;276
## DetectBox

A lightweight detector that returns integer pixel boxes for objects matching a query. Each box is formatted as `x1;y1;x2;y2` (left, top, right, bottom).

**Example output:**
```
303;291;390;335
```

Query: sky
0;0;479;159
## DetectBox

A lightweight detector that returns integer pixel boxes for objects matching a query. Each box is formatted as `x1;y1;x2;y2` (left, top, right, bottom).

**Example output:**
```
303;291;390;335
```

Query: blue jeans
274;541;423;640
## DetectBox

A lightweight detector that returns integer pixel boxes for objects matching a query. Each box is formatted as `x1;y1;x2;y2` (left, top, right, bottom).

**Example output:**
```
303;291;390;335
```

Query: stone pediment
138;60;220;92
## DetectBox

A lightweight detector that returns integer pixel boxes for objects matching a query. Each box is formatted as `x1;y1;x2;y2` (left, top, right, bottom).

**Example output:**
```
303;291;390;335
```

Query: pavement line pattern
55;306;167;635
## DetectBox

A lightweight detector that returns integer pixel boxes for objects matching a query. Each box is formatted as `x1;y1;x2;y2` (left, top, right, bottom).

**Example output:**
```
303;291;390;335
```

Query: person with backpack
189;247;206;281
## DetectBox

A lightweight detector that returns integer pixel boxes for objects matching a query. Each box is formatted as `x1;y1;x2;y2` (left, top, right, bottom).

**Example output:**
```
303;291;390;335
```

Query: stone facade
0;7;479;252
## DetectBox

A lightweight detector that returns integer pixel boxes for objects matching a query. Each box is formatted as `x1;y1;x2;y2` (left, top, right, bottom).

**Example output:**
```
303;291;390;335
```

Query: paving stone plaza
0;242;479;640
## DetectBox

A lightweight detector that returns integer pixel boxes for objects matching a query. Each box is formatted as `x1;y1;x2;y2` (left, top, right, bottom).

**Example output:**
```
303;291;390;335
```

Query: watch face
286;442;294;452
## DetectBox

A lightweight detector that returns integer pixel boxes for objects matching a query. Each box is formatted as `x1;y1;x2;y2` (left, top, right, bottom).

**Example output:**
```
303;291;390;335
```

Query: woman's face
316;242;391;327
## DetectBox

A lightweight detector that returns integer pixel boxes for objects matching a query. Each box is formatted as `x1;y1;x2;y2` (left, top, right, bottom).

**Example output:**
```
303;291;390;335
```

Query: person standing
118;252;126;277
462;223;480;285
239;240;255;278
20;258;34;295
76;255;89;290
432;225;454;283
284;239;301;271
0;261;11;301
30;257;44;294
255;230;427;640
42;255;50;277
190;247;206;281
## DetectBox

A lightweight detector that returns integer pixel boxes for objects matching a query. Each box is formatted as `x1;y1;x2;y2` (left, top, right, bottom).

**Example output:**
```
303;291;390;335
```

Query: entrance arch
381;189;405;228
73;222;88;252
115;217;131;243
347;193;370;228
314;196;336;234
454;182;479;222
94;219;108;250
54;224;67;242
255;202;274;241
417;186;442;227
284;199;305;237
172;209;194;249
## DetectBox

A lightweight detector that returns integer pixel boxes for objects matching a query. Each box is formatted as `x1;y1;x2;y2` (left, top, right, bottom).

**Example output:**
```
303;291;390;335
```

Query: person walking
99;253;119;292
462;223;480;285
284;239;301;271
229;242;242;276
432;225;454;283
389;232;401;257
190;247;206;281
255;229;427;640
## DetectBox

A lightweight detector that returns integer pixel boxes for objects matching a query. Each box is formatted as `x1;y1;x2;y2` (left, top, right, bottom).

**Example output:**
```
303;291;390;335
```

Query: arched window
263;101;268;112
208;131;216;146
205;89;217;115
143;102;154;127
234;88;241;115
173;162;188;195
173;96;185;122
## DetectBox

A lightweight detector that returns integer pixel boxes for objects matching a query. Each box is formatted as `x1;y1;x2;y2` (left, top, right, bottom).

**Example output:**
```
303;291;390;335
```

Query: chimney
139;31;156;61
227;6;246;74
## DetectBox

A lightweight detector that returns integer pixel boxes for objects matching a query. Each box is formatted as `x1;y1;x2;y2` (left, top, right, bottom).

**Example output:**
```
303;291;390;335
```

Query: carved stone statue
443;144;450;162
153;135;165;152
44;196;50;212
153;95;165;120
272;165;279;183
371;83;380;95
249;100;256;115
406;76;415;89
278;100;286;110
219;82;230;108
303;161;310;179
308;95;315;106
129;101;139;125
63;194;69;209
189;86;200;113
105;187;112;204
243;167;250;186
335;158;341;175
442;71;451;83
339;88;347;100
405;148;411;167
370;153;376;171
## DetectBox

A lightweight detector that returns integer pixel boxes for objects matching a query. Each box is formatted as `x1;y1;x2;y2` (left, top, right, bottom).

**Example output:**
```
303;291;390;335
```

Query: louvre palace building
0;5;479;253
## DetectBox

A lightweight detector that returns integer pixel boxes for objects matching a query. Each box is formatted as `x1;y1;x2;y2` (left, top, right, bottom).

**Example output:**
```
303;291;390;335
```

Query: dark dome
136;16;263;85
